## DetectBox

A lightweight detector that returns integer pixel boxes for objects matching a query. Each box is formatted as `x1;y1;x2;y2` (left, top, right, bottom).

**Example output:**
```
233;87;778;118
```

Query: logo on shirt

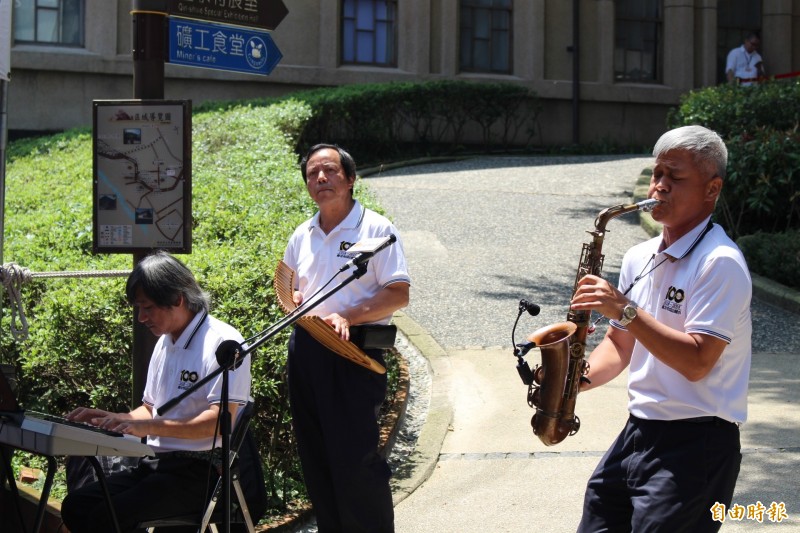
178;369;199;391
661;285;685;315
337;240;357;260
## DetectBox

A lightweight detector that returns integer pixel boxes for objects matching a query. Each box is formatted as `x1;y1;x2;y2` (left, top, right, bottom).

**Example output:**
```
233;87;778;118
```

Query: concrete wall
7;0;800;147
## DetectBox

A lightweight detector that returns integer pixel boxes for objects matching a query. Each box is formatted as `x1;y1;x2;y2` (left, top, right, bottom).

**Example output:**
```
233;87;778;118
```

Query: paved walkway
360;156;800;532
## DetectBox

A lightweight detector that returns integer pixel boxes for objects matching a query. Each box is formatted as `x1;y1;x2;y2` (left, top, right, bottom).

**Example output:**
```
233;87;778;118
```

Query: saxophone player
570;125;752;533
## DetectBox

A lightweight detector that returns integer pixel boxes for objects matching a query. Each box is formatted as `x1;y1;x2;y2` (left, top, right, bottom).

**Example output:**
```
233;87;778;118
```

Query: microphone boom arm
156;261;369;416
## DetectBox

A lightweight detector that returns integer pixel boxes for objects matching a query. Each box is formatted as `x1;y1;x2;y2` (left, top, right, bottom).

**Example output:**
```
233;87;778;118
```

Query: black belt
678;416;737;426
349;324;397;350
630;414;736;426
156;448;223;468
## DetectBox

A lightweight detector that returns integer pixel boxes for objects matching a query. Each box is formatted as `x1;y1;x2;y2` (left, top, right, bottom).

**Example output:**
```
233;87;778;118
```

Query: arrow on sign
169;17;283;76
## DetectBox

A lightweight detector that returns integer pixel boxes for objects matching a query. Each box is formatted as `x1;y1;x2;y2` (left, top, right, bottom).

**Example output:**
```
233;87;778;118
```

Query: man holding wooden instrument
282;143;411;533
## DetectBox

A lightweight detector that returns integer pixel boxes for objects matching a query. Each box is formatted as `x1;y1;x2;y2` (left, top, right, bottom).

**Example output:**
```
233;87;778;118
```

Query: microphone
519;299;540;316
215;339;244;369
339;234;397;272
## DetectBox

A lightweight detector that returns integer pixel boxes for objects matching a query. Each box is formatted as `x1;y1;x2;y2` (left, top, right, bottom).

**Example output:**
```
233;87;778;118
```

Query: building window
614;0;663;83
341;0;397;66
717;0;762;84
13;0;84;46
459;0;512;74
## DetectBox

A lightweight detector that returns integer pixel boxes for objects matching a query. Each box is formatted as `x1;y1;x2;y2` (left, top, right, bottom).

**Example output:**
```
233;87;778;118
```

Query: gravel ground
386;332;432;473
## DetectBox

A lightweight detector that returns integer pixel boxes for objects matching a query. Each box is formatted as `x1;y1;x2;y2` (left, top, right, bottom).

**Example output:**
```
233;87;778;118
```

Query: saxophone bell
527;322;578;446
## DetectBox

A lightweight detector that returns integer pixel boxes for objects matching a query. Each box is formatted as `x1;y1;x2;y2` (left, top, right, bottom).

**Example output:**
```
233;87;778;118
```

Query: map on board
93;101;191;253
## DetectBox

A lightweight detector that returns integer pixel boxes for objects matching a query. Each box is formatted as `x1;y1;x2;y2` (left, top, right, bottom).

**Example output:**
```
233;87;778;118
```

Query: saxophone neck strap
623;220;714;296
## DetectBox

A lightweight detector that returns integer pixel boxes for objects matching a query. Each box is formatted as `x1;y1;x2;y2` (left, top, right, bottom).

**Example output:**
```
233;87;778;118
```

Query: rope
738;71;800;83
0;262;130;342
29;269;131;279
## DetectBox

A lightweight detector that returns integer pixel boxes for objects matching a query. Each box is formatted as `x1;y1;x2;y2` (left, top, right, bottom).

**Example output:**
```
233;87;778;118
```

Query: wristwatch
619;301;639;327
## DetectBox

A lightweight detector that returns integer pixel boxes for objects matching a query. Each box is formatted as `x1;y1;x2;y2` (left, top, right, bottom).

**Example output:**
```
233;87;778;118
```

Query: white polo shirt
283;200;411;325
726;45;763;85
143;310;252;452
612;217;752;423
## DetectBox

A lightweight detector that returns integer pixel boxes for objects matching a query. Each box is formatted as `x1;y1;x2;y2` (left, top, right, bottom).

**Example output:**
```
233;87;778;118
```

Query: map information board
93;100;192;253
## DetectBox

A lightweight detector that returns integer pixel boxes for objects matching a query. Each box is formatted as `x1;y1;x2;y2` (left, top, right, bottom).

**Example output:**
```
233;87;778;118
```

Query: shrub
667;79;800;241
737;231;800;290
1;100;320;512
667;79;800;139
2;91;416;518
719;126;800;240
196;80;542;165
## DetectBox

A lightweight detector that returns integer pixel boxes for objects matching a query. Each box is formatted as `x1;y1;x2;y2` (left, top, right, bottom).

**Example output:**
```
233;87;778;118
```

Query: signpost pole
131;0;167;407
133;0;167;100
121;2;287;530
1;0;13;267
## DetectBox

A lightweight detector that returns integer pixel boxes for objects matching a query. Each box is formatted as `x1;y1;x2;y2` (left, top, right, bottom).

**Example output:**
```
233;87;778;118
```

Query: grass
2;99;393;519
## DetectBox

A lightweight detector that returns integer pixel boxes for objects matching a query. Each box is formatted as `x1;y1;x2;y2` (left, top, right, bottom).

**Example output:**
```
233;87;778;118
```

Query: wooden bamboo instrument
274;261;386;374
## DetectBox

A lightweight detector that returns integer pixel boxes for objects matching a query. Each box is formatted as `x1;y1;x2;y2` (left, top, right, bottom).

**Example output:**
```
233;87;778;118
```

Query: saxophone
526;198;659;446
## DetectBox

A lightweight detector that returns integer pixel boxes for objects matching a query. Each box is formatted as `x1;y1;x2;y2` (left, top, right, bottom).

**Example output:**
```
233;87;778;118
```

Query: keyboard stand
2;444;57;533
1;447;122;533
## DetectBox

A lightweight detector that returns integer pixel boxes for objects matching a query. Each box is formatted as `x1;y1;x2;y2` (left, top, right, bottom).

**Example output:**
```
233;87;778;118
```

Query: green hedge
197;80;542;165
667;79;800;139
1;100;321;511
737;230;800;289
668;80;800;239
720;127;800;238
668;79;800;287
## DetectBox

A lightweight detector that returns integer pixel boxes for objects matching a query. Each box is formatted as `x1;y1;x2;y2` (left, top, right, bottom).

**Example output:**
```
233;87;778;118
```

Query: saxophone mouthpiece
637;198;660;212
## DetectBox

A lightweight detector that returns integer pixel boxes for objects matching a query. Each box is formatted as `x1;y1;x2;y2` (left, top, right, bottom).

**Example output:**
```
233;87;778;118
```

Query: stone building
6;0;800;147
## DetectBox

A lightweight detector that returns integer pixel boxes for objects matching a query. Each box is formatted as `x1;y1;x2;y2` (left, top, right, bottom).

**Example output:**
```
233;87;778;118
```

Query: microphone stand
156;262;370;533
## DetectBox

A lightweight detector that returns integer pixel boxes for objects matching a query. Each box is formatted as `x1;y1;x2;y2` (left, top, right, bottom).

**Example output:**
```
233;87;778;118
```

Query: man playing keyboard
61;251;258;533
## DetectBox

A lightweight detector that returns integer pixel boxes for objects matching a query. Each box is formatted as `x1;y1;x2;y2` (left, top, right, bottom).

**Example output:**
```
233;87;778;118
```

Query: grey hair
653;125;728;179
126;251;210;313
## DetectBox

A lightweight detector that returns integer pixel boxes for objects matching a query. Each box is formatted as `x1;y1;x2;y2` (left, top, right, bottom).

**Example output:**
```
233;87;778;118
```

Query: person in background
571;125;752;532
283;143;411;533
726;31;766;86
61;251;263;533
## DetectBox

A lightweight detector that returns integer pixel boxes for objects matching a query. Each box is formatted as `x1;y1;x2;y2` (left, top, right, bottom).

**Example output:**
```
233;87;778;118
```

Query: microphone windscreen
215;339;243;369
520;299;540;316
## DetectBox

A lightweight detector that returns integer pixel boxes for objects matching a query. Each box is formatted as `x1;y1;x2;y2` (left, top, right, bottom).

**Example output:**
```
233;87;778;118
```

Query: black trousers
288;326;394;533
61;454;217;533
578;415;742;533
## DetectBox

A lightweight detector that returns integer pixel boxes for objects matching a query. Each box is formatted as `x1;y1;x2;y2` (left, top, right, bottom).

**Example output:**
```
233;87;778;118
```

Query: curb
0;483;64;533
750;274;800;315
389;311;453;506
360;156;473;178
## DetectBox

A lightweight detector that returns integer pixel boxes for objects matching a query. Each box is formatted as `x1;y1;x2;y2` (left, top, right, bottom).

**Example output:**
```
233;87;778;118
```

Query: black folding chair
139;401;266;532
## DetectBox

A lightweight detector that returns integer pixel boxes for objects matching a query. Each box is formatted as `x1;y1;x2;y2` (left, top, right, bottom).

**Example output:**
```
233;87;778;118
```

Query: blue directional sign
168;17;282;76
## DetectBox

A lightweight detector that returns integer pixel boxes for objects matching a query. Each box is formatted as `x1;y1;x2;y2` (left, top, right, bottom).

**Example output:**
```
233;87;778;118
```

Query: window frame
459;0;513;75
340;0;398;67
613;0;663;84
13;0;85;47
